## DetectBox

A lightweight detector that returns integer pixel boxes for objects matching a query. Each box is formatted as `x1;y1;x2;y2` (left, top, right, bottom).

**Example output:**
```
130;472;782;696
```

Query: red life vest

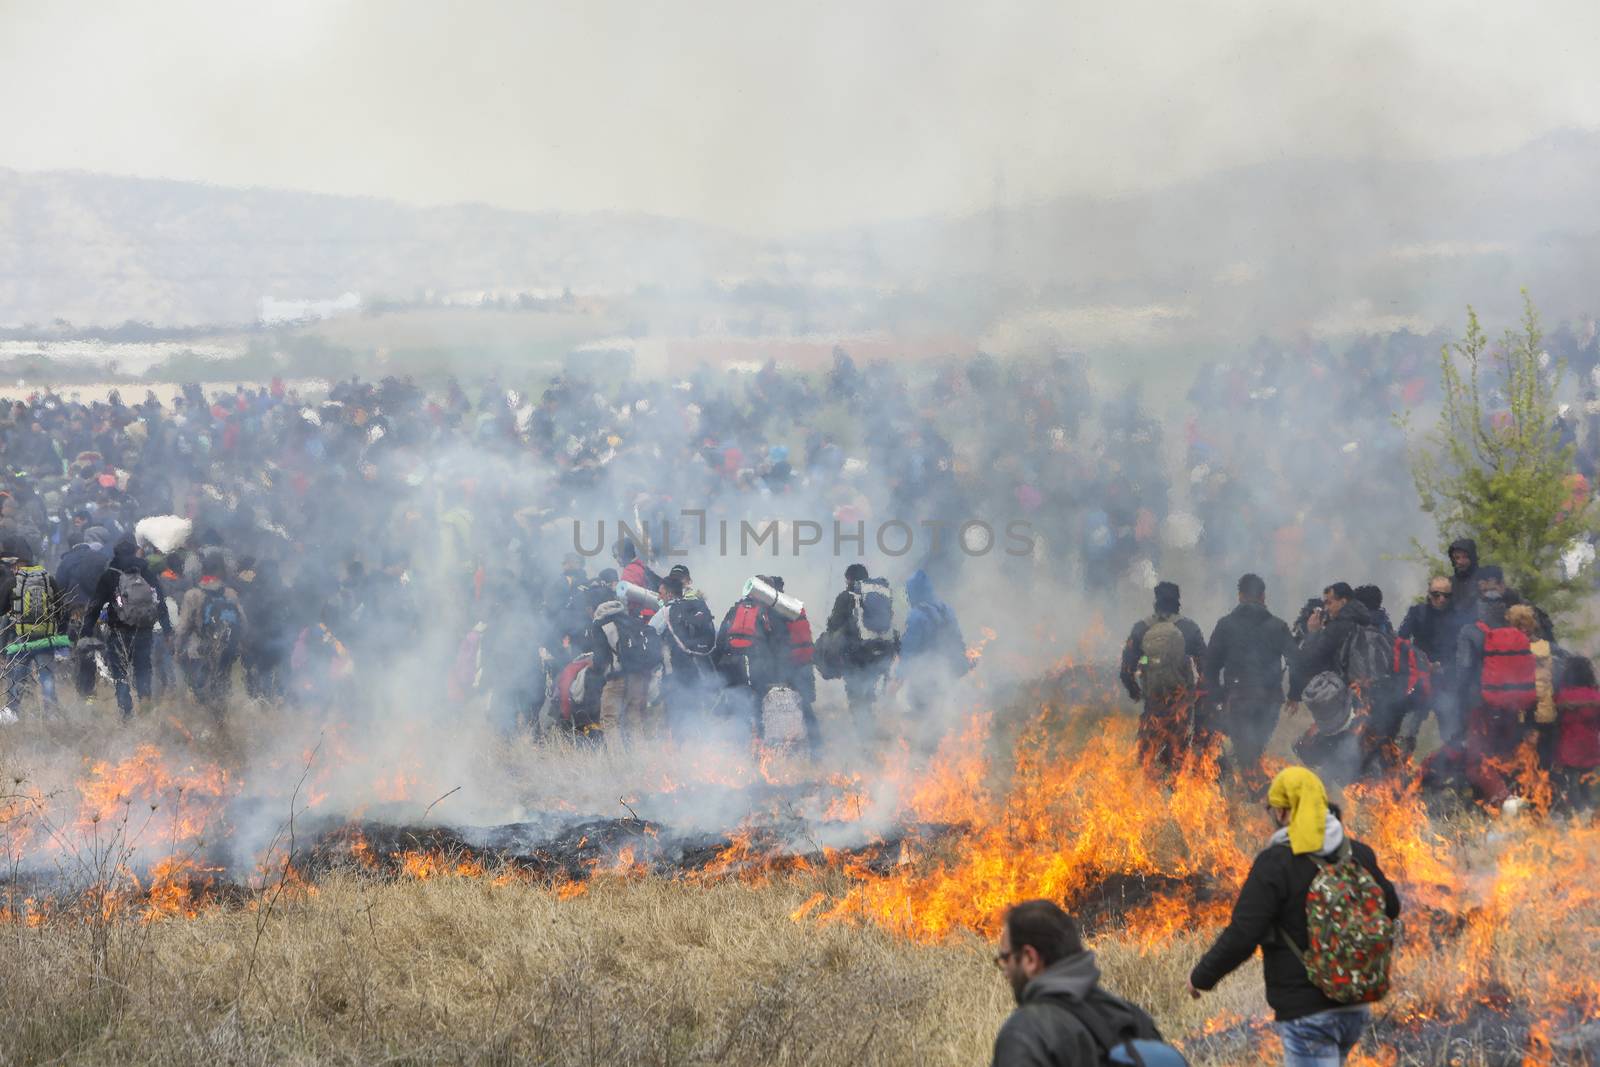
727;601;763;651
786;611;814;666
1477;622;1536;712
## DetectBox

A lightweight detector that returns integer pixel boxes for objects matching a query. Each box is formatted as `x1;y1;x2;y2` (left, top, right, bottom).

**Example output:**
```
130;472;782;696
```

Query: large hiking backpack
1039;993;1190;1067
851;577;897;659
199;591;243;658
556;654;600;729
112;568;160;628
1280;840;1396;1005
10;565;56;640
1139;616;1192;700
663;599;718;682
613;611;662;674
1338;624;1396;695
664;599;716;655
1477;622;1536;713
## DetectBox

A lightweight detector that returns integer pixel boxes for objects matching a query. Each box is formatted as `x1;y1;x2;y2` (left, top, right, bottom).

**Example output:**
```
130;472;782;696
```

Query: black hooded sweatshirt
990;951;1163;1067
81;541;172;637
1448;538;1480;614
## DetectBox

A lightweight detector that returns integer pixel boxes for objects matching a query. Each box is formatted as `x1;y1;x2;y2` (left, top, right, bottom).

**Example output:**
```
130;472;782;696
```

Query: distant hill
0;171;759;327
4;130;1600;337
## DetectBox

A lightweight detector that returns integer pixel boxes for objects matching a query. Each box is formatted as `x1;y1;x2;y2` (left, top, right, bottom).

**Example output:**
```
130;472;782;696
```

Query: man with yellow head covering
1187;767;1402;1066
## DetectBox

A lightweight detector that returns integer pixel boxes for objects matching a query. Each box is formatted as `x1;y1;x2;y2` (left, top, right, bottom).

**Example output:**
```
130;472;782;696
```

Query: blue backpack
199;591;243;655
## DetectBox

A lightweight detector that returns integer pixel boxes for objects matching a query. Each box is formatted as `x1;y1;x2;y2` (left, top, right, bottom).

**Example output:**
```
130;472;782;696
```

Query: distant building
258;292;362;325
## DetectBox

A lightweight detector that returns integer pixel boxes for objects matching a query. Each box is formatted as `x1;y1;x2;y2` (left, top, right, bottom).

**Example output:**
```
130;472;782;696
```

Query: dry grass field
1;678;1596;1066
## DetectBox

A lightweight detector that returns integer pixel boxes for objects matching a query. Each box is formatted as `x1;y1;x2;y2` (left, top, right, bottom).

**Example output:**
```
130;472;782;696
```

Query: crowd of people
0;360;997;746
1118;548;1599;812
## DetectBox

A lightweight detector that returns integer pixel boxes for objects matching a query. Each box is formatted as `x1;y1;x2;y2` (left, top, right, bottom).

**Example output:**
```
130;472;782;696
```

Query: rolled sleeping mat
614;580;664;611
741;576;804;621
3;634;73;656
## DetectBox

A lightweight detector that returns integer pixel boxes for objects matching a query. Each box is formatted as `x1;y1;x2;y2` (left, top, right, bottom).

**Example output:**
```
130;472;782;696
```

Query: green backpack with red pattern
1281;840;1396;1004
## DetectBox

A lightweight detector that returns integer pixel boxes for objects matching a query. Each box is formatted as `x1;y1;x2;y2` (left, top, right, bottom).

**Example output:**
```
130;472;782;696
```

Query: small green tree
1407;293;1597;623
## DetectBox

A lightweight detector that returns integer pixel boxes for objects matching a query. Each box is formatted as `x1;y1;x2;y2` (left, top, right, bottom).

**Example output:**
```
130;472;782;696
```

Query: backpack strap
1036;994;1146;1066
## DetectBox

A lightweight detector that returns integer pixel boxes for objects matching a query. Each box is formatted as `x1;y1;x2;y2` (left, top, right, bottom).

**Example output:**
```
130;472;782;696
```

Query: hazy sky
3;0;1598;234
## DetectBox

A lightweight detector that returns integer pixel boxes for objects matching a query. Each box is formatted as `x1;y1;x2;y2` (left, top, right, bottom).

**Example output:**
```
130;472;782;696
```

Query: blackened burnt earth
293;815;970;884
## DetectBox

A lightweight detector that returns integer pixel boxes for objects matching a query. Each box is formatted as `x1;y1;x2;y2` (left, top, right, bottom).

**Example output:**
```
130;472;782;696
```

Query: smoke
5;0;1600;234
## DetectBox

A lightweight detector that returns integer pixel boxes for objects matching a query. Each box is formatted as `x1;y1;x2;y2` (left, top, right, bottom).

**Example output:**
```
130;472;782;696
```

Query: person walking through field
1203;573;1295;782
1119;581;1206;771
990;899;1173;1067
1188;767;1401;1067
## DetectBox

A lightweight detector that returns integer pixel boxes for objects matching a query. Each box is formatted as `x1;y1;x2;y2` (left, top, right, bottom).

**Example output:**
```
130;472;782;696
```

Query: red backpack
1477;622;1535;712
726;601;763;651
785;611;814;666
1392;636;1432;700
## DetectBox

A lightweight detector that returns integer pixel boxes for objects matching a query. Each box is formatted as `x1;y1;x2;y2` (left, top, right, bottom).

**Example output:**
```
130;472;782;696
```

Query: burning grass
0;676;1597;1064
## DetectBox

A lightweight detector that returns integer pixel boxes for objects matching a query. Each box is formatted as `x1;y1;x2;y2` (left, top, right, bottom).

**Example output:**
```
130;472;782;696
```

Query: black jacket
1118;614;1206;701
1190;824;1401;1021
1288;599;1374;701
1204;602;1294;695
1397;601;1454;666
1448;537;1480;617
81;546;172;636
991;951;1163;1067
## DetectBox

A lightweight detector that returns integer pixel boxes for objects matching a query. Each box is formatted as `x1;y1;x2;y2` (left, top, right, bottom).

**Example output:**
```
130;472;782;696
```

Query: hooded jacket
1448;538;1480;614
1190;814;1401;1022
1288;598;1374;702
991;951;1163;1067
899;569;966;678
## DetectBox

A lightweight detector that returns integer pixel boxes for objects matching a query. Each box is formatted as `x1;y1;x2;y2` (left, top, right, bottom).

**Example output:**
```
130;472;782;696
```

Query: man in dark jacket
543;553;589;652
655;574;719;737
824;563;897;734
1447;537;1480;622
1287;583;1374;704
992;899;1164;1067
1119;581;1206;770
1397;576;1455;665
1203;573;1295;780
81;536;173;719
1189;767;1401;1063
1400;576;1460;746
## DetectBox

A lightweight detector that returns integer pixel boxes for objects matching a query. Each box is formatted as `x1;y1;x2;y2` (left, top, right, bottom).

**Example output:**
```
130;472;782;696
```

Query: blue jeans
1276;1007;1369;1067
